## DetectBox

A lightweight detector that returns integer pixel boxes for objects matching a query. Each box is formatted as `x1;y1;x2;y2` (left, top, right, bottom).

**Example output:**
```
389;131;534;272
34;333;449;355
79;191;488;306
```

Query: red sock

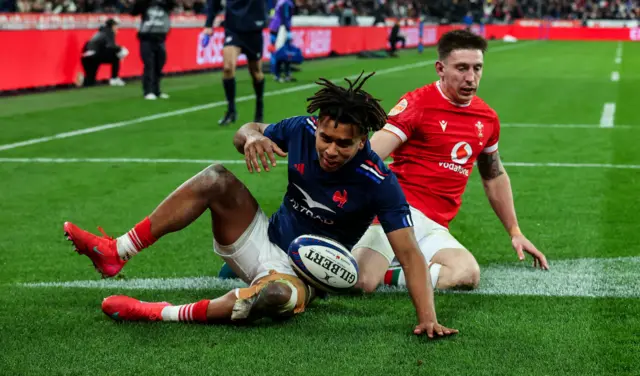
127;217;157;252
178;299;210;323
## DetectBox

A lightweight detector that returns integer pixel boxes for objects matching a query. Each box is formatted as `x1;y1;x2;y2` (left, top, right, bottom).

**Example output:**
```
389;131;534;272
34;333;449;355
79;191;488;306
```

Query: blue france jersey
263;115;413;252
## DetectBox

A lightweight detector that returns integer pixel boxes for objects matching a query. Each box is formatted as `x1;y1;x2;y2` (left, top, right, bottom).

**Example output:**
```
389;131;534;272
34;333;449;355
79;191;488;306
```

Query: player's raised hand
414;320;458;339
244;135;286;173
512;234;549;270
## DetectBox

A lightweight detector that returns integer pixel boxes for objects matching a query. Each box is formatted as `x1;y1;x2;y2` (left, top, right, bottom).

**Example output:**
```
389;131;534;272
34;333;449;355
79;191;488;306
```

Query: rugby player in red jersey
353;30;549;293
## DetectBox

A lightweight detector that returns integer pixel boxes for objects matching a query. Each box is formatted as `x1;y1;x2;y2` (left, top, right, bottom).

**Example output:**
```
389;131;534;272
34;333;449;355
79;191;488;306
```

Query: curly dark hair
437;29;488;60
306;71;387;136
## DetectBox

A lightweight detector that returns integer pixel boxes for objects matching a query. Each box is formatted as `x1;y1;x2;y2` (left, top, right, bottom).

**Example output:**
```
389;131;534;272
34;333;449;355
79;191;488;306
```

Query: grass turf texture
1;41;639;375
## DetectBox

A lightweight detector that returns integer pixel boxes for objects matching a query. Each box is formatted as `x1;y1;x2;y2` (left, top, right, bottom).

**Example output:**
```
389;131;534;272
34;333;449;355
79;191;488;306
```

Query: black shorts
224;29;264;61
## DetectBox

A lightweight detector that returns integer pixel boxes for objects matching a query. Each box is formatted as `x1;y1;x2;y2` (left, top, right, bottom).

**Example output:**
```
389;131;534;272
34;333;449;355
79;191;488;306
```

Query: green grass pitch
1;41;639;375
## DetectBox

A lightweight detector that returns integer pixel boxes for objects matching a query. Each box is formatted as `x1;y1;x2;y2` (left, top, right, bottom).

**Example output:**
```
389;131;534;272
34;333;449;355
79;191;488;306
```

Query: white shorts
213;208;297;285
352;206;466;265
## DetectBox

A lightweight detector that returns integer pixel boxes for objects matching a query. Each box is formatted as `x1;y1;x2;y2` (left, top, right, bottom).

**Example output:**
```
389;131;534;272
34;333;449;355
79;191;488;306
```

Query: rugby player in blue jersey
63;72;457;338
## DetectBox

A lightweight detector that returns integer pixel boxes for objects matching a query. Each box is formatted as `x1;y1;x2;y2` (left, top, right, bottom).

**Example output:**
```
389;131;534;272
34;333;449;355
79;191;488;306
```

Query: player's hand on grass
244;135;287;173
512;234;549;270
414;320;458;338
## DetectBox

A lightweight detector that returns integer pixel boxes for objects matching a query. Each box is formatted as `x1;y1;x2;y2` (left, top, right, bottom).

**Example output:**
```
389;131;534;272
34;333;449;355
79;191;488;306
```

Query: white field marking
502;123;631;129
600;103;616;128
611;71;620;82
615;41;623;64
0;42;534;153
17;256;640;298
2;157;640;170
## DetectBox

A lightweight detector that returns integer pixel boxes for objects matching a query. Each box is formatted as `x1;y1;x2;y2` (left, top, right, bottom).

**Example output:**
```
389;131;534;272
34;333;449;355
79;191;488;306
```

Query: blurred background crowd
1;0;638;24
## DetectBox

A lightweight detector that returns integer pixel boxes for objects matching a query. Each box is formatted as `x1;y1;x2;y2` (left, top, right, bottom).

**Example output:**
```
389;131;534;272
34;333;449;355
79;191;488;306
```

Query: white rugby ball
288;234;359;294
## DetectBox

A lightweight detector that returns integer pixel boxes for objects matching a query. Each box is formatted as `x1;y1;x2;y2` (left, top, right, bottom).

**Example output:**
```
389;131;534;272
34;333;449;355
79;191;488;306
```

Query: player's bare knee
253;282;295;319
251;70;264;82
354;274;379;293
197;164;238;197
223;63;236;78
260;282;292;307
453;260;480;290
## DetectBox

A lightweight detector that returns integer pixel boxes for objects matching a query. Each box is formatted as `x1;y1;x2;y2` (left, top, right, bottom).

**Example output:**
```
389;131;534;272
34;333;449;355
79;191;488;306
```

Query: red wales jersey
383;81;501;228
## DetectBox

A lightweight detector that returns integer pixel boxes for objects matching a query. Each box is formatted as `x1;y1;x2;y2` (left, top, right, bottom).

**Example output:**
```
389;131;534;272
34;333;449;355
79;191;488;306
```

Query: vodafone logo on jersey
439;142;472;177
451;141;473;164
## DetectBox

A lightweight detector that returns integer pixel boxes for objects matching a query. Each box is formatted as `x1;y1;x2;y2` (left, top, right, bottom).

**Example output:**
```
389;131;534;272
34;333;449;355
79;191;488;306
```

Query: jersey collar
436;80;472;107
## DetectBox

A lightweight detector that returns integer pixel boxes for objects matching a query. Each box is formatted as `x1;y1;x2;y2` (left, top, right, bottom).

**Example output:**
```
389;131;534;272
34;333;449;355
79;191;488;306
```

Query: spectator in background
269;0;297;82
388;20;405;56
77;18;128;87
340;0;357;24
0;0;17;12
131;0;175;100
463;10;474;28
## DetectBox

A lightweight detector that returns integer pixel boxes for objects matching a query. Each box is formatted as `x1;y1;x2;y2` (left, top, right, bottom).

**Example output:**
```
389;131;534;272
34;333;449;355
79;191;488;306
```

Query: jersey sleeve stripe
355;167;383;184
304;118;317;135
306;117;317;129
382;123;408;143
359;164;387;181
482;142;499;154
364;160;389;176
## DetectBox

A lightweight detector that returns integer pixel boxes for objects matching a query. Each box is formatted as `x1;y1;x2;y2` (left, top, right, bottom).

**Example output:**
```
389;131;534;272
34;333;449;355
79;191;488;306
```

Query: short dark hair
306;71;387;136
437;29;488;60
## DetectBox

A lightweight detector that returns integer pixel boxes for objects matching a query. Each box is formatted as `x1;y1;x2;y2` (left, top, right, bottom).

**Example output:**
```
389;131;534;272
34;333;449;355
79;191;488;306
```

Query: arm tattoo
477;151;505;180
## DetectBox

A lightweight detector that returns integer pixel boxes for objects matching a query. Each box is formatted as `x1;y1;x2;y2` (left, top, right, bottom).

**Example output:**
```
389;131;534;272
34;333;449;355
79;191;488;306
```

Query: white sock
429;263;442;289
116;233;139;261
161;304;197;322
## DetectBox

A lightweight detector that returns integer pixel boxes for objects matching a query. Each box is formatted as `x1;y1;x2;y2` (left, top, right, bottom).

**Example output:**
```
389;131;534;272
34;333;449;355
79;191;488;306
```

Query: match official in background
131;0;175;100
78;18;128;87
203;0;268;125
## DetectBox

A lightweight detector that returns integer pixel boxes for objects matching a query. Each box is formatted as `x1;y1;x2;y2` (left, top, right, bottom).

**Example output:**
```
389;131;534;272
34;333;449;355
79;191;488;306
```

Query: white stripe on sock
129;230;143;249
116;234;139;260
187;304;194;322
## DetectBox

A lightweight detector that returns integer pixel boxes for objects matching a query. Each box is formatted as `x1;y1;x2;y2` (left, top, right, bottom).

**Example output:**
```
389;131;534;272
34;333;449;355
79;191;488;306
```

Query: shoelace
97;226;114;241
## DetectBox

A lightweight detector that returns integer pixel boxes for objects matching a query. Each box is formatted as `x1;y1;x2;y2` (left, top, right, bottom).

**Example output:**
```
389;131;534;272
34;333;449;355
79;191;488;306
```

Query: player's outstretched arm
477;151;549;270
233;122;287;173
386;227;458;338
370;128;404;161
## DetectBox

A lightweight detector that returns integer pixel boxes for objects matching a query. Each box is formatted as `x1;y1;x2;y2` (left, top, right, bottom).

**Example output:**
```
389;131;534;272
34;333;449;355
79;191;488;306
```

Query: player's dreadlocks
306;71;387;136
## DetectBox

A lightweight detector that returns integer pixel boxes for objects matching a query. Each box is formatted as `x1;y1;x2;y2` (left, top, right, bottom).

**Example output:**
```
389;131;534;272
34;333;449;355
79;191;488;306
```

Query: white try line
611;71;620;82
600;103;616;128
615;41;623;64
0;43;533;153
2;157;640;170
17;256;640;299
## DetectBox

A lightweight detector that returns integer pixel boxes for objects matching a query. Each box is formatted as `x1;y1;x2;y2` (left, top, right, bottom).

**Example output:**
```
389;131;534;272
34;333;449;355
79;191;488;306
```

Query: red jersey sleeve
383;92;422;143
482;111;501;154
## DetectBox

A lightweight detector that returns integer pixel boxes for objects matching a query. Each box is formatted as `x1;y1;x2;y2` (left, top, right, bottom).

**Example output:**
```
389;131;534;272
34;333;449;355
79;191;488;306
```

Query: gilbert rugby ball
288;234;359;293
